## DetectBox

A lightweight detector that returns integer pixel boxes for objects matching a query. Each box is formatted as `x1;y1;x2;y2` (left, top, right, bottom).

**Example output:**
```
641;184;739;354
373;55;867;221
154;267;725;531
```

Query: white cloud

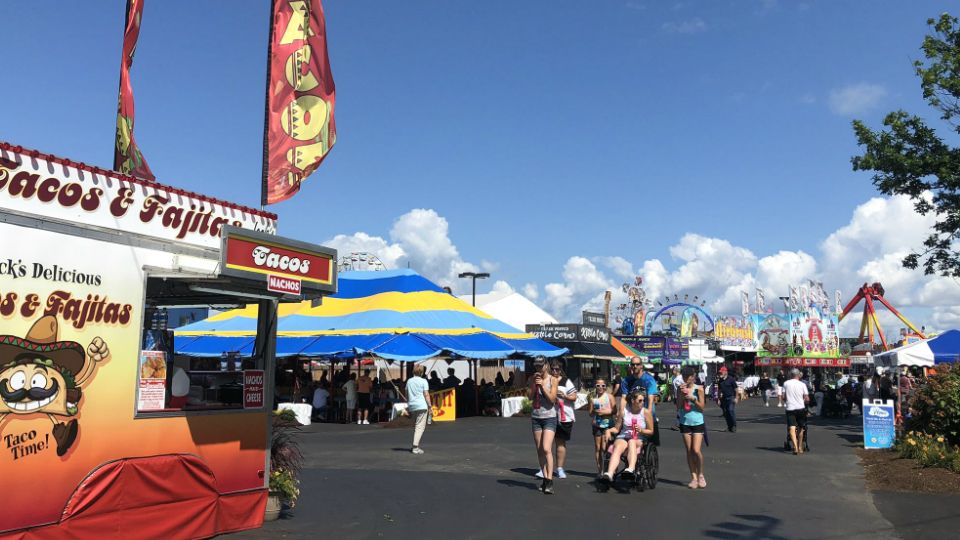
828;83;887;116
324;231;405;269
325;208;481;293
662;17;707;34
535;194;960;339
522;283;540;301
327;197;959;339
490;280;515;296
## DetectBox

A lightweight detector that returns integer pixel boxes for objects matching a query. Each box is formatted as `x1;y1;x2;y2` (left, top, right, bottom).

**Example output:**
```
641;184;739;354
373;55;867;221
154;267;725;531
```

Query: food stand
0;142;336;538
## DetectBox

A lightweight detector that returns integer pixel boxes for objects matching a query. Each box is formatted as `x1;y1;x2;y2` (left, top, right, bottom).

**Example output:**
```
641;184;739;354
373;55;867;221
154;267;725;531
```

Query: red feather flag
262;0;337;205
113;0;155;181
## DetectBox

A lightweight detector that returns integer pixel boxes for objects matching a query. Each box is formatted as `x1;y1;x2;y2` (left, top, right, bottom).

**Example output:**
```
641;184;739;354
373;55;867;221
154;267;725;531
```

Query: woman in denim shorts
529;358;558;494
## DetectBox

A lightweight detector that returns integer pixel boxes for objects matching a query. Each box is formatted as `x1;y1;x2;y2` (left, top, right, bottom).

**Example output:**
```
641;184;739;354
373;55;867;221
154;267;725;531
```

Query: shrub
895;430;960;473
270;410;303;506
520;398;532;415
905;364;960;445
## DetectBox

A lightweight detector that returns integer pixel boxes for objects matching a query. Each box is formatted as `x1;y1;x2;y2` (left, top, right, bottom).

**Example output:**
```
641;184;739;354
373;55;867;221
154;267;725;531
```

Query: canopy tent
463;290;558;331
174;269;567;361
872;330;960;368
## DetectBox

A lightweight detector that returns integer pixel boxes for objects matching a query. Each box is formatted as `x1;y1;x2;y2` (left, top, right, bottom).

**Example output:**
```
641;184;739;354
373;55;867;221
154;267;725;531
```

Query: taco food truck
0;142;336;538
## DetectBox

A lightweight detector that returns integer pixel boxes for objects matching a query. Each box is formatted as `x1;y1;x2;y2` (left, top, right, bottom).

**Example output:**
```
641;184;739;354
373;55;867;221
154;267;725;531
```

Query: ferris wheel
338;252;388;272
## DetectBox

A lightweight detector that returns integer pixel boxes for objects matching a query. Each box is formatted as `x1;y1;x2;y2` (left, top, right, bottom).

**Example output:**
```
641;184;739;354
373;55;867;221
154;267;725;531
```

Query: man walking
783;368;810;455
718;367;738;432
357;368;373;424
406;365;432;454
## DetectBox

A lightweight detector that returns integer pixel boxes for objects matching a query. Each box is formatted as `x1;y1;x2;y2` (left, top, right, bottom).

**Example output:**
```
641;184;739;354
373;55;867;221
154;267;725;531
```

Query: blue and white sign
862;399;896;449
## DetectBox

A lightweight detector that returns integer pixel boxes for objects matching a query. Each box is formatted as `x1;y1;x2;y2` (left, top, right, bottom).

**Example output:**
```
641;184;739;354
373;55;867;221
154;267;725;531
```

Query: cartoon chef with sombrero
0;315;109;456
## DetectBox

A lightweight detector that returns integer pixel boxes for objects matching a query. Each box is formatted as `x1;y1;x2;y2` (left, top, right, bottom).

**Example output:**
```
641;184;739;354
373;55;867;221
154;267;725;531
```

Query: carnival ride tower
839;282;924;351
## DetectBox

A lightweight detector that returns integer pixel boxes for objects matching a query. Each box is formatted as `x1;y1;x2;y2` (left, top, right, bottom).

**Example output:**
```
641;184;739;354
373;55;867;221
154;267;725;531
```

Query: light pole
458;272;490;306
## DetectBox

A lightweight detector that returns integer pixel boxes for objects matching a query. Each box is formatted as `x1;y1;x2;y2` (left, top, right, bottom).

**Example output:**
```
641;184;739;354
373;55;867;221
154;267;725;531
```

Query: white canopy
462;291;558;332
872;330;960;368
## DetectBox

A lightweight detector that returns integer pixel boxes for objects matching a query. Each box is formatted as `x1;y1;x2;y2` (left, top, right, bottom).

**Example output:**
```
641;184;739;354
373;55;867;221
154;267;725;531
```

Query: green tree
852;13;960;277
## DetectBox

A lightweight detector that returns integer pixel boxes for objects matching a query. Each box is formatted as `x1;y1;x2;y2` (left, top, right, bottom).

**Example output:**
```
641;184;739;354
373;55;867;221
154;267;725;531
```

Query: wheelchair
596;421;660;493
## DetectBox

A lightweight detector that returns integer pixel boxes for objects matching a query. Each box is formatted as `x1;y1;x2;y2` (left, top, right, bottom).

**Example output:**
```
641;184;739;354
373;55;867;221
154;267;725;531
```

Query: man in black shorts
783;368;810;454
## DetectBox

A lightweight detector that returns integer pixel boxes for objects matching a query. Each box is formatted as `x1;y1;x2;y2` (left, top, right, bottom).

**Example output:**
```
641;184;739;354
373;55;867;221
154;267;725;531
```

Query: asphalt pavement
228;399;913;539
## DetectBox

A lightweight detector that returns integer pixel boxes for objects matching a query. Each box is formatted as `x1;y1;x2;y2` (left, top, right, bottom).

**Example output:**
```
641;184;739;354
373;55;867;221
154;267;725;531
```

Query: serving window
135;276;271;416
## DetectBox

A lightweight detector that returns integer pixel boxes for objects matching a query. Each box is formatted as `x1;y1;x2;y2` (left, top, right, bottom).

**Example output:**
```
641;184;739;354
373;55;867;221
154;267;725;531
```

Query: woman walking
677;365;707;489
588;376;616;475
529;357;559;494
405;365;432;454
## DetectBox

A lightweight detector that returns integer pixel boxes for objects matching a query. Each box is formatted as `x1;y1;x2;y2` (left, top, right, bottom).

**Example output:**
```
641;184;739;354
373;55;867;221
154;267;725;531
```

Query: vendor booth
526;323;622;383
0;143;336;538
174;269;566;419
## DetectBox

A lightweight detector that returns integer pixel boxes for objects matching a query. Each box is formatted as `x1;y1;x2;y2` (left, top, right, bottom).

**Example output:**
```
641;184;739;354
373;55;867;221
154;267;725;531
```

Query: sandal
698;475;706;488
687;479;699;489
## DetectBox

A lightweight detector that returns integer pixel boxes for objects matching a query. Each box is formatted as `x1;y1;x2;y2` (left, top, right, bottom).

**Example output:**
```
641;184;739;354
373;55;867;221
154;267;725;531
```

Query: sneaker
411;447;424;454
357;419;362;424
535;470;544;479
543;480;554;494
621;468;635;480
765;403;769;407
363;420;370;425
556;468;567;479
599;472;613;486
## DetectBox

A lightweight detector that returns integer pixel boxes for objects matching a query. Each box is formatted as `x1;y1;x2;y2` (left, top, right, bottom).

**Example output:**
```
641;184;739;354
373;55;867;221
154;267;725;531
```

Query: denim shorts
532;415;558;432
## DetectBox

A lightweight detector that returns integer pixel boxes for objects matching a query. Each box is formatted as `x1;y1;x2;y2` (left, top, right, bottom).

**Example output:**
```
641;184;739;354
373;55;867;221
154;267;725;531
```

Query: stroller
783;416;810;452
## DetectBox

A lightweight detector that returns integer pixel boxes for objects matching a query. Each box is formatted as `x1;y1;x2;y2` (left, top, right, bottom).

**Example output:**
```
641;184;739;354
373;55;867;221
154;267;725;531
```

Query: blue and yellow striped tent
174;269;566;361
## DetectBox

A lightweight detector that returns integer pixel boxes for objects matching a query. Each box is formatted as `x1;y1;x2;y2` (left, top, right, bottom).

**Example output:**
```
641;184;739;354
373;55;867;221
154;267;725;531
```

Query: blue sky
4;1;959;332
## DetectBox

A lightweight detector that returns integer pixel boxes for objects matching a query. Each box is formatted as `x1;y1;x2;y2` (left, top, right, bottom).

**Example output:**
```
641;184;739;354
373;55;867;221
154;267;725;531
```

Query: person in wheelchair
599;388;654;486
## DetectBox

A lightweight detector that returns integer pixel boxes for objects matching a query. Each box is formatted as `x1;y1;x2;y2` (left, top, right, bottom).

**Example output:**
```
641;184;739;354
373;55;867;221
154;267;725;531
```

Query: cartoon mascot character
0;316;109;456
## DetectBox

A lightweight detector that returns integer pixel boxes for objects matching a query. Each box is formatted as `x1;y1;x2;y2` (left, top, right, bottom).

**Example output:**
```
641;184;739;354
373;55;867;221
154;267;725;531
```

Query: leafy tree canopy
852;13;960;277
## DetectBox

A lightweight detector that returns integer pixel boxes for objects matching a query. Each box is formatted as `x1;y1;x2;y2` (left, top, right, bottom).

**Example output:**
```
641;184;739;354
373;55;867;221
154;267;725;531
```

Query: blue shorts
616;431;647;443
532;416;558;432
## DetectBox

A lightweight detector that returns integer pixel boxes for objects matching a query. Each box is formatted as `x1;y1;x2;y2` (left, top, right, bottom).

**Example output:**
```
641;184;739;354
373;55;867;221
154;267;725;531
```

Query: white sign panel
0;144;277;249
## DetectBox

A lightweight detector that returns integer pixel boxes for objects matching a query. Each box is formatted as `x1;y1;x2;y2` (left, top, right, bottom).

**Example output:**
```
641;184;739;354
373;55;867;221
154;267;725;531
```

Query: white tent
461;291;558;331
688;338;723;364
872;330;960;368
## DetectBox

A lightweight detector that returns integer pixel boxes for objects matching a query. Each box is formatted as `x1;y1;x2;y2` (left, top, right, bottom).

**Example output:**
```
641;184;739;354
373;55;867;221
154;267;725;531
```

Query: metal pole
471;275;477;306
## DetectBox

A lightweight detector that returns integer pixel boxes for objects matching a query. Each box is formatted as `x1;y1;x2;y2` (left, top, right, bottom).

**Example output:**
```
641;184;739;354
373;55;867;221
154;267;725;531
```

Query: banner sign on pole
862;399;895;449
262;0;337;205
429;388;456;422
114;0;155;181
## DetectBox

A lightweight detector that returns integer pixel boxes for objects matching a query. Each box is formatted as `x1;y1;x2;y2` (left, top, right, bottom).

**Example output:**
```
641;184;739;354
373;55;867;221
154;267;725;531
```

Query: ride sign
862;399;895;449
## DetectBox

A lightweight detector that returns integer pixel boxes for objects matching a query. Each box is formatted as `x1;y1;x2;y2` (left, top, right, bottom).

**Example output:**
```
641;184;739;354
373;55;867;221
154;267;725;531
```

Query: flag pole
260;0;277;209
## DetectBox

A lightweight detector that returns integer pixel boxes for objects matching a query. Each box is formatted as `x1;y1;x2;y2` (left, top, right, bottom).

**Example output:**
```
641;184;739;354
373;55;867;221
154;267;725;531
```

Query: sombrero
0;316;86;375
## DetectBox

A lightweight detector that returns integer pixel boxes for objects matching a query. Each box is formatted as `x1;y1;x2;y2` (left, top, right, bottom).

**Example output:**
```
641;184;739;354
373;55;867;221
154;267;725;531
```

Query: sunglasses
595;384;606;388
631;364;643;367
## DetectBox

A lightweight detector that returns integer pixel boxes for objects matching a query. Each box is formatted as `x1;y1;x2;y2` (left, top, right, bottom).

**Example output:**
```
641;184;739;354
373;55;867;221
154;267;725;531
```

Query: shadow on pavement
703;513;788;540
496;479;539;490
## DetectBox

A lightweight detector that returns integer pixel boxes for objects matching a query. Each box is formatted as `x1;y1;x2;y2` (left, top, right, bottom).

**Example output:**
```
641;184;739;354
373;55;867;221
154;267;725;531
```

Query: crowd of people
525;357;708;495
317;356;928;496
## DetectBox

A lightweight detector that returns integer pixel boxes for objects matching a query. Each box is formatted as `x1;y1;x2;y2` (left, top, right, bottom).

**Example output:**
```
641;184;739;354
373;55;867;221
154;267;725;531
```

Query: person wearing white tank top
599;388;653;485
